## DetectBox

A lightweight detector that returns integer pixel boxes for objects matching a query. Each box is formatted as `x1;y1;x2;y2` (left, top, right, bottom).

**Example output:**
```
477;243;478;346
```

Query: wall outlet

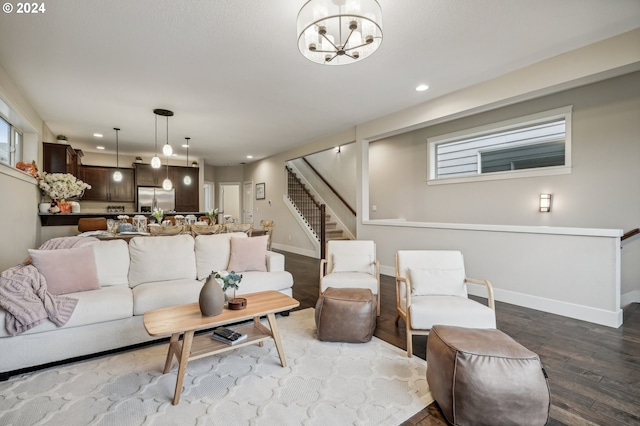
372;205;377;212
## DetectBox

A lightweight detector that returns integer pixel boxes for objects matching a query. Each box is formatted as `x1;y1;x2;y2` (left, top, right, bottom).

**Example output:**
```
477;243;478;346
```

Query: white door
243;182;253;224
220;183;241;223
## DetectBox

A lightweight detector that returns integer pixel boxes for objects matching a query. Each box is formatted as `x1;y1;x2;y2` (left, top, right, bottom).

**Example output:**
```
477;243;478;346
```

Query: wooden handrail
302;158;356;216
622;228;639;241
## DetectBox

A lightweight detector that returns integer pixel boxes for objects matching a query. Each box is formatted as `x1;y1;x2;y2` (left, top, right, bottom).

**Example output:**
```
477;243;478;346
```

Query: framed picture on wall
256;182;265;200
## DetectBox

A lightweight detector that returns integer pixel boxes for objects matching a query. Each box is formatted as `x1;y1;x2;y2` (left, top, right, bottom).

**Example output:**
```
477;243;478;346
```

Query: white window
0;115;23;167
428;106;572;184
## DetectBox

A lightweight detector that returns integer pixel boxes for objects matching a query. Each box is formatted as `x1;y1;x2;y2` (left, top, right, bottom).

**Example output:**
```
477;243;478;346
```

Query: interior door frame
218;182;241;222
243;181;253;224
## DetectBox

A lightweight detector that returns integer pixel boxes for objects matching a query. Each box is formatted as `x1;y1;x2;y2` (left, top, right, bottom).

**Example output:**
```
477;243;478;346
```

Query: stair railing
302;158;356;215
286;166;327;258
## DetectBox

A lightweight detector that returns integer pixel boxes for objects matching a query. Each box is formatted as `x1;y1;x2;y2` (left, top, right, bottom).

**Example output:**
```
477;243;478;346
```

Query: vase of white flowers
37;172;91;213
151;207;163;224
206;208;219;224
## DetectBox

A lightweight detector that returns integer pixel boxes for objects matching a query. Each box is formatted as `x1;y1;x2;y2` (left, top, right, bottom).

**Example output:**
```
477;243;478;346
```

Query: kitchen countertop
39;212;209;226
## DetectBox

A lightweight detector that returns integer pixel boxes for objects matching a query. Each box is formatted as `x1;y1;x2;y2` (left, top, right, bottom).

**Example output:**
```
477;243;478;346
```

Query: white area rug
0;308;432;425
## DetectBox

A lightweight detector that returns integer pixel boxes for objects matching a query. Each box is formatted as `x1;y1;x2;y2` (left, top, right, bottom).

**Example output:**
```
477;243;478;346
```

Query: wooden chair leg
406;329;413;358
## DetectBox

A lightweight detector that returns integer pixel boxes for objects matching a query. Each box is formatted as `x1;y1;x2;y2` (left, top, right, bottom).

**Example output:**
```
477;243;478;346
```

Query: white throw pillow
332;254;372;274
409;268;467;297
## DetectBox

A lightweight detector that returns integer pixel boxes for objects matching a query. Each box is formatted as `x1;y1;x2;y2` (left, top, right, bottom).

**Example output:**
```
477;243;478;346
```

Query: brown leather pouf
426;325;550;426
315;287;377;343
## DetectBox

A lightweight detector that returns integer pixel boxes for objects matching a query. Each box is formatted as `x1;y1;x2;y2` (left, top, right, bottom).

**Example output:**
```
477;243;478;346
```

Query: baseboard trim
380;265;623;328
272;243;318;258
621;290;640;308
467;283;622;328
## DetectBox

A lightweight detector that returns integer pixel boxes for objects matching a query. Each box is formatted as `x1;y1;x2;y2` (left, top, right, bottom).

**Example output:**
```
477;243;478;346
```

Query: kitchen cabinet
81;166;135;202
135;163;162;187
43;142;79;175
172;167;200;211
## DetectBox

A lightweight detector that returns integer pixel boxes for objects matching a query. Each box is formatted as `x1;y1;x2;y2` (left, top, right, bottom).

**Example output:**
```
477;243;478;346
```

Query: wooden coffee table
143;290;300;404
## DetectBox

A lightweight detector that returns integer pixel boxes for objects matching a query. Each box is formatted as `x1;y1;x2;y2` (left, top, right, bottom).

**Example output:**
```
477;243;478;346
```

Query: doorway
243;182;253;224
219;183;240;223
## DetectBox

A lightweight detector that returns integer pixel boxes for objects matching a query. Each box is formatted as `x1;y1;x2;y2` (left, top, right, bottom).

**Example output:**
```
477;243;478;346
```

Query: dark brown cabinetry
42;142;82;176
81;166;135;202
173;167;200;212
134;163;162;187
135;163;199;211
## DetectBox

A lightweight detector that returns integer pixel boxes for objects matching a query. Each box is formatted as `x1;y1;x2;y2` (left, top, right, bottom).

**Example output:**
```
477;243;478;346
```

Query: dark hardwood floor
282;250;640;426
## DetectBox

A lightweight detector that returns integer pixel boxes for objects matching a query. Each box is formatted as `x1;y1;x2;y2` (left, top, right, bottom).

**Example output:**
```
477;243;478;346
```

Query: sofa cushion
234;271;294;295
408;295;496;330
195;232;247;280
227;235;268;272
28;246;100;295
132;278;204;315
0;285;133;337
90;239;130;286
128;234;197;287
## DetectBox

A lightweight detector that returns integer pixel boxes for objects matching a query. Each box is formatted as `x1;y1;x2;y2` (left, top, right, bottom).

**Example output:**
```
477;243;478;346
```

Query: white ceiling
0;0;639;166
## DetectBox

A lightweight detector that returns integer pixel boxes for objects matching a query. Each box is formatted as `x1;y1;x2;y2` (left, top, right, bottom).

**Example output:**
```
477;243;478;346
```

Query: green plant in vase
213;270;243;301
206;208;219;224
152;207;163;224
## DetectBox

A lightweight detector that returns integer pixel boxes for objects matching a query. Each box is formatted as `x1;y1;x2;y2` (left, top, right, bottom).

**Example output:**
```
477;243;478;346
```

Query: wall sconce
539;193;552;212
336;146;341;153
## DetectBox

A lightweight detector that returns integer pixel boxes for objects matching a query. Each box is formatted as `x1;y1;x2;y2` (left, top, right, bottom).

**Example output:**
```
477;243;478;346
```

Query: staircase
325;214;347;241
286;166;349;256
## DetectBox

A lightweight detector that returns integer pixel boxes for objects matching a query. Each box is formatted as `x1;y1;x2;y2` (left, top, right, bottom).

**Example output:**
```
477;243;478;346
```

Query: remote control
214;327;241;341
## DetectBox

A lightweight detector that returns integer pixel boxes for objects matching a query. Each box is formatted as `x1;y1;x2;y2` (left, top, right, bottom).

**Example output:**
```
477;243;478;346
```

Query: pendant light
151;112;161;169
162;153;173;190
152;108;173;168
183;137;192;185
113;127;122;182
162;110;173;156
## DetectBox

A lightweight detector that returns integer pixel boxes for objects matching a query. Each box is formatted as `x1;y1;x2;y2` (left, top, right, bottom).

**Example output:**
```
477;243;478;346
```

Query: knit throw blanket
0;236;98;336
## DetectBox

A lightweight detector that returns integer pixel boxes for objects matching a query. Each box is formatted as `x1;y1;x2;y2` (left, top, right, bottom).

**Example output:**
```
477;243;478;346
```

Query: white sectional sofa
0;232;293;378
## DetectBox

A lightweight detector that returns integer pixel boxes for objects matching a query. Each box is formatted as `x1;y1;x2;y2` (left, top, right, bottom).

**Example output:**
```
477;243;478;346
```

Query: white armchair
395;250;496;357
320;240;380;315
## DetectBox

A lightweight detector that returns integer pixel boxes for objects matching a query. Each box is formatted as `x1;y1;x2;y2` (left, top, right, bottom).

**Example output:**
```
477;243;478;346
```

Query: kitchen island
39;212;208;227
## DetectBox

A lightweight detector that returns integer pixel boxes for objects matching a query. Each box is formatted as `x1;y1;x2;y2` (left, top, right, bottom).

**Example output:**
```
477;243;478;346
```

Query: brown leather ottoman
427;325;550;426
315;287;376;343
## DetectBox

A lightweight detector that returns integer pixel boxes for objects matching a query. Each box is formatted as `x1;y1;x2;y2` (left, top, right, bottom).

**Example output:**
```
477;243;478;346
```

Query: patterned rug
0;308;432;426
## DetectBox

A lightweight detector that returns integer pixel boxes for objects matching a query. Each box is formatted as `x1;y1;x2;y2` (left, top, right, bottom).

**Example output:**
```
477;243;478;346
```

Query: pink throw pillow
227;235;269;272
28;246;100;295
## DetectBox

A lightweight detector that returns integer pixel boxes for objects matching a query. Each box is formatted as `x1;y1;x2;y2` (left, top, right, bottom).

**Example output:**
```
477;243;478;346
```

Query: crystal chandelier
297;0;383;65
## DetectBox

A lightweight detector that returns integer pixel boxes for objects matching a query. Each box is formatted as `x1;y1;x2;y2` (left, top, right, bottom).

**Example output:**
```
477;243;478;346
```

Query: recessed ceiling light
97;146;105;150
415;84;429;92
247;155;253;159
93;133;103;138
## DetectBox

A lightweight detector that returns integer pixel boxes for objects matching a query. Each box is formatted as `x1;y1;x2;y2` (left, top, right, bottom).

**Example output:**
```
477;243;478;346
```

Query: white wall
0;64;45;270
368;73;640;230
353;32;640;327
